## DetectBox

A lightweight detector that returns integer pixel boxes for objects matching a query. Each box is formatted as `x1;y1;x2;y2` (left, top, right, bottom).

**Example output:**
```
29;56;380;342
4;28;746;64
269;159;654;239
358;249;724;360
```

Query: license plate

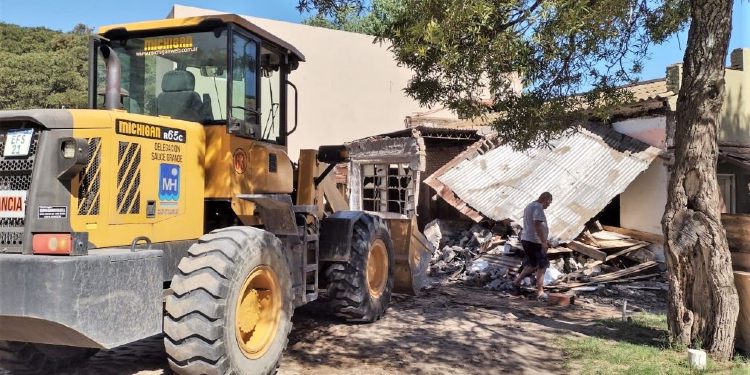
0;191;26;218
3;129;34;157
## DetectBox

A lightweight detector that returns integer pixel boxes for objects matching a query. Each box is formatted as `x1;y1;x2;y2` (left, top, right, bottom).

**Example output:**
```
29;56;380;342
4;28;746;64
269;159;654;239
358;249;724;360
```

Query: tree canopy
302;0;402;36
0;23;90;110
298;0;690;148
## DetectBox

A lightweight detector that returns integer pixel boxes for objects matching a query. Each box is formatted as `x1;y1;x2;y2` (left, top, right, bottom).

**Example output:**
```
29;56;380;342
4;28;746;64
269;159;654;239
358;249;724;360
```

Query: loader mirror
200;66;225;77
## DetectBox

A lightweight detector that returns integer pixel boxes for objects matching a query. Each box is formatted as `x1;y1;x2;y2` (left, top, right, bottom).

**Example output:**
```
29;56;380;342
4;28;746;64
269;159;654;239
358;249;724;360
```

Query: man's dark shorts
521;240;549;269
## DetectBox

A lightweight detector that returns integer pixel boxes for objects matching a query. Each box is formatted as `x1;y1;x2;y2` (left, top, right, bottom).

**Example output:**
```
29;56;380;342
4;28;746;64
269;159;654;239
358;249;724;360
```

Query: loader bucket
384;217;433;295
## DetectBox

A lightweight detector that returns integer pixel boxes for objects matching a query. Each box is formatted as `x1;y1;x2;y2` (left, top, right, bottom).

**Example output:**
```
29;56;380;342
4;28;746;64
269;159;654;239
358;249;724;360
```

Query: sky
0;0;747;81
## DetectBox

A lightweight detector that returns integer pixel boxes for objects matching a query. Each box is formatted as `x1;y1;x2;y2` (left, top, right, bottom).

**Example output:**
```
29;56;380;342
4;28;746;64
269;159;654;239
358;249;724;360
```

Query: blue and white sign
158;163;180;201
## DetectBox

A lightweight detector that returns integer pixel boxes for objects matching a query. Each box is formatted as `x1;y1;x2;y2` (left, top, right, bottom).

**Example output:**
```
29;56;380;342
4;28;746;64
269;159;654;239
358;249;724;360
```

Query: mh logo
159;163;180;201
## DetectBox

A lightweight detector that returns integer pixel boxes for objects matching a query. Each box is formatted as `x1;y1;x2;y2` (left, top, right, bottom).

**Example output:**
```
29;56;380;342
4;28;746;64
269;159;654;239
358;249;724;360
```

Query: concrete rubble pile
425;219;664;295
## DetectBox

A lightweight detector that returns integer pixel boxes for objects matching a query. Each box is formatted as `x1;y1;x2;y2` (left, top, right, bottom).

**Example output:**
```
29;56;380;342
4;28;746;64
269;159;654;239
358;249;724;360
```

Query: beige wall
720;50;750;145
169;4;456;160
667;48;750;146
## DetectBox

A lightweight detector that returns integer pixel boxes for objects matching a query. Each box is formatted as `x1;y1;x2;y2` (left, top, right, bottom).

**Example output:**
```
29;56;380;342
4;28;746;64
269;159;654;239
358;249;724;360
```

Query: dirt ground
2;281;664;375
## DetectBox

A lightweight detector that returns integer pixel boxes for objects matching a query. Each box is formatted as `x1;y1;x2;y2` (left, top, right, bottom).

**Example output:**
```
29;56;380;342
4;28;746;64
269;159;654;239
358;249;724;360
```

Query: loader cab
92;15;304;146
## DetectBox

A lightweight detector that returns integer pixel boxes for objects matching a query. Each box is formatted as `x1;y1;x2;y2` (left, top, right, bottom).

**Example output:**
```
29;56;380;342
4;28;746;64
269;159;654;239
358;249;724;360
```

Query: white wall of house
169;4;457;160
613;116;668;236
612;116;666;149
619;158;669;235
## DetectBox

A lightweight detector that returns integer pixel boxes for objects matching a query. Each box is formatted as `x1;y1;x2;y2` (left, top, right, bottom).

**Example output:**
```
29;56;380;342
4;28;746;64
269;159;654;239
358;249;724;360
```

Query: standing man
513;192;553;299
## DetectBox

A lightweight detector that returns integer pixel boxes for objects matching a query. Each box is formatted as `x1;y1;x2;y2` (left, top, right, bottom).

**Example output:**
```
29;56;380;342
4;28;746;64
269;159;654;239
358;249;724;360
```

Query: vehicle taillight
32;233;72;255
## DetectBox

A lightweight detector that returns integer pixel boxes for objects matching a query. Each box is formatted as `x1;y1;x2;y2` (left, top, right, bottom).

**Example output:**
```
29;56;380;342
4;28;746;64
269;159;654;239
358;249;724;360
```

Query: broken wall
419;144;477;229
426;125;661;244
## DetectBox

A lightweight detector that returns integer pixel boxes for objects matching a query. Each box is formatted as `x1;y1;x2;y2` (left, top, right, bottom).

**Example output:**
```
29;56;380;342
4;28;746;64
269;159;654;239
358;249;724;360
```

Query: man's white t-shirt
521;201;548;244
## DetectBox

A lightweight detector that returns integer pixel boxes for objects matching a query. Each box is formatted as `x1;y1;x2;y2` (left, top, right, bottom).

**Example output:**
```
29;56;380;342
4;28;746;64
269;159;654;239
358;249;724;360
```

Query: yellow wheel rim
234;266;281;359
366;239;388;298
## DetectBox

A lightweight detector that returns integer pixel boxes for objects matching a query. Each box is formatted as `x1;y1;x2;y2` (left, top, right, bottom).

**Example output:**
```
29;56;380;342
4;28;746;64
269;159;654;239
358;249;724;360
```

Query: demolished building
424;125;662;244
346;126;482;229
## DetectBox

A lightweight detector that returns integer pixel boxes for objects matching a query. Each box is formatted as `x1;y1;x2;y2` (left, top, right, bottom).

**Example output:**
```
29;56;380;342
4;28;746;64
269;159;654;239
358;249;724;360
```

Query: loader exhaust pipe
100;45;121;110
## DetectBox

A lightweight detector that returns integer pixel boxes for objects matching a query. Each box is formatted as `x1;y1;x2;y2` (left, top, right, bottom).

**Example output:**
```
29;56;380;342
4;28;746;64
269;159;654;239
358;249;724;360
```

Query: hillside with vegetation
0;23;90;110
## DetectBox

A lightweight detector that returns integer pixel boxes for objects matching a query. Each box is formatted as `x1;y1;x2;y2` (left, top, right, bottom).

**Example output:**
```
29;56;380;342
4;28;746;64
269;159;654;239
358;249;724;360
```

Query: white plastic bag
543;267;563;285
469;259;489;273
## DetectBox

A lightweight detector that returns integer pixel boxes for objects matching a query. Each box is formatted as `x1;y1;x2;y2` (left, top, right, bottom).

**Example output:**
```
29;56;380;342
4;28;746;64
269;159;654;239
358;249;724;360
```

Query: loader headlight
57;137;89;180
62;139;77;159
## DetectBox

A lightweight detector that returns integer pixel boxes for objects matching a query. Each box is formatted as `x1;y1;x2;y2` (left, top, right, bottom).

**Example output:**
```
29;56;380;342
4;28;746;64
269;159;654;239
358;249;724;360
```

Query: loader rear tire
326;217;394;322
0;341;97;374
164;227;293;375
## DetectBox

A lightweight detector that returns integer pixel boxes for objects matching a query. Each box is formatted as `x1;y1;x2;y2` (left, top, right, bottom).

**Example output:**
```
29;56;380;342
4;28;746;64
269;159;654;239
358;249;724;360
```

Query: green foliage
302;0;403;36
299;0;691;148
0;23;91;110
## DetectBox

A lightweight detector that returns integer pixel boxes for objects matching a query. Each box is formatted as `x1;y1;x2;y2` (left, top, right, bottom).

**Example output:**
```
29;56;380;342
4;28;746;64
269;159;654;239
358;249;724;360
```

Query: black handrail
285;79;299;136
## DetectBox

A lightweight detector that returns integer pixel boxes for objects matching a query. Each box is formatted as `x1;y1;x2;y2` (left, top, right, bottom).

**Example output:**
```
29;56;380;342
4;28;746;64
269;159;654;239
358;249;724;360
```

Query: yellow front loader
0;14;428;375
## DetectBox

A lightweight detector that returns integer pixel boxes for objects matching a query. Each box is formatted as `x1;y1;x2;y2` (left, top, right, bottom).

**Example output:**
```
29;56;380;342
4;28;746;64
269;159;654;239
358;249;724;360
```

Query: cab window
230;34;258;125
97;29;228;123
260;47;282;143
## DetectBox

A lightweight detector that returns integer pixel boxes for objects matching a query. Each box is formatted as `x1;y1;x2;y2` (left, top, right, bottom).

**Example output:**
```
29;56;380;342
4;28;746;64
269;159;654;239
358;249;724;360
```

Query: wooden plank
732;252;750;272
550;271;660;290
547;247;573;255
566;241;607;261
602;225;664;245
722;214;750;253
580;231;601;247
589;261;658;283
595;239;644;250
591;230;631;241
735;271;750;353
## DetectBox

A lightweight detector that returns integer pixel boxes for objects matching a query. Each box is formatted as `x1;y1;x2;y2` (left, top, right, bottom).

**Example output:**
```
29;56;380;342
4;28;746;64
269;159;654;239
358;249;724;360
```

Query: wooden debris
580;230;601;247
547;247;573;255
589;261;657;282
604;243;650;261
567;241;607;261
595;238;645;250
601;225;664;245
590;230;630;241
617;285;664;291
549;266;660;290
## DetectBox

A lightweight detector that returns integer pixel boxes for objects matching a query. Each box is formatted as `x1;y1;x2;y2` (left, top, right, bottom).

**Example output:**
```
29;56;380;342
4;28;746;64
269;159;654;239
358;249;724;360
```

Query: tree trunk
662;0;736;360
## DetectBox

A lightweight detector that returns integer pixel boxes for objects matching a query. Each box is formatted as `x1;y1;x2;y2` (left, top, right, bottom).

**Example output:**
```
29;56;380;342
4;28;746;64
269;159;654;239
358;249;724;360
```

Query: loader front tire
0;341;97;374
326;217;394;322
164;227;293;375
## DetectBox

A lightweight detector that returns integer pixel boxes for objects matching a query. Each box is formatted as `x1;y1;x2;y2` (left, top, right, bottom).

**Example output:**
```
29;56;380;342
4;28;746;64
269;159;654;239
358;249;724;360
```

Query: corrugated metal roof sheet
428;125;661;243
